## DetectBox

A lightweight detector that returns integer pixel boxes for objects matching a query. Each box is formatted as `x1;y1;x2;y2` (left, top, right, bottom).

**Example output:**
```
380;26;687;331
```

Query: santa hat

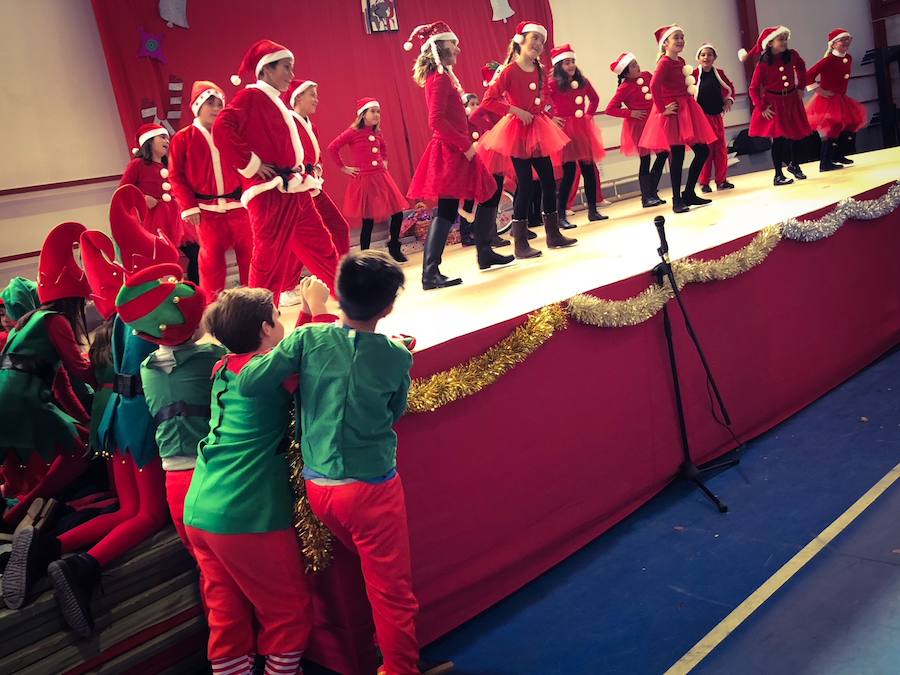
79;230;125;321
654;25;683;51
696;43;718;60
403;21;458;74
37;222;91;303
115;263;208;346
512;21;547;45
481;62;501;87
1;277;40;322
284;79;317;108
826;28;852;56
109;184;180;275
230;39;294;86
609;52;636;75
550;43;576;66
355;97;380;116
739;25;790;62
190;81;225;117
131;123;169;156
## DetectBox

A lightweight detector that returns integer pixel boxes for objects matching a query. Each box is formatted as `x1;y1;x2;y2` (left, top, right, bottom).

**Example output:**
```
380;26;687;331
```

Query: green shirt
238;323;412;481
141;343;225;467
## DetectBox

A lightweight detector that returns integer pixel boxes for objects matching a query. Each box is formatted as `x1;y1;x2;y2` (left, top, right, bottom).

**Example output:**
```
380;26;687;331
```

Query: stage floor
282;147;900;351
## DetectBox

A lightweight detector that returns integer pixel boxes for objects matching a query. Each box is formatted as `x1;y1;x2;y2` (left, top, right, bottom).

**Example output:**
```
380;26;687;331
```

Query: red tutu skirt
639;95;718;152
749;92;812;140
620;116;650;156
477;113;571;160
561;115;606;163
476;146;515;178
144;199;183;246
805;92;867;138
342;169;408;220
407;138;497;203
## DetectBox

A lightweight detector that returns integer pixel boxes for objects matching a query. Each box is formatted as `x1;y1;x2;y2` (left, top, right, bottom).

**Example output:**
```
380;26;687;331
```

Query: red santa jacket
168;119;244;219
482;61;552;116
326;126;389;174
649;56;696;113
691;67;737;103
423;71;473;153
547;77;600;118
749;50;808;108
120;158;172;202
291;113;322;169
806;51;853;95
603;71;655;118
468;104;502;140
212;81;320;205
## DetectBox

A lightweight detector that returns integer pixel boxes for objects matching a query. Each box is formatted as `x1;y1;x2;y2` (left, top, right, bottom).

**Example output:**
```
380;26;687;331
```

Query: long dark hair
88;316;114;369
761;46;792;65
553;61;585;90
504;41;545;91
136;137;169;166
18;297;89;343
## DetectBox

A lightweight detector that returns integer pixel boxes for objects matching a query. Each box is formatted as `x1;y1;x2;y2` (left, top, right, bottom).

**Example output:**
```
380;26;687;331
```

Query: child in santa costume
640;25;717;213
405;21;514;288
478;20;576;257
548;43;608;227
740;26;813;186
694;44;737;192
237;251;453;675
168;81;253;299
604;53;669;208
327;97;409;262
214;39;339;301
805;28;867;171
184;282;333;675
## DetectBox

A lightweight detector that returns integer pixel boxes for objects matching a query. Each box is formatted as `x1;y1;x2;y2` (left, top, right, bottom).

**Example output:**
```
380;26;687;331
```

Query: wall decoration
363;0;398;34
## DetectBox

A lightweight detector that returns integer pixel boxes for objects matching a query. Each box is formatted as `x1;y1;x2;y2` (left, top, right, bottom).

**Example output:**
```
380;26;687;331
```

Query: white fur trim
255;48;294;78
614;53;636;76
696;43;716;60
829;32;850;46
551;50;575;65
806;82;821;92
658;26;683;50
248;81;305;170
516;23;547;43
761;26;790;52
192;118;226;200
238;151;261;179
138;127;168;147
191;88;224;116
420;32;458;52
293;112;321;165
180;207;201;218
289;80;317;108
356;99;380;116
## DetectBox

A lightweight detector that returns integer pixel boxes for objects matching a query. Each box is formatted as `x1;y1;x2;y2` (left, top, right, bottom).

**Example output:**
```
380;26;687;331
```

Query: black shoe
48;553;101;639
717;181;735;190
682;191;712;207
477;247;515;271
459;232;476;247
835;155;854;165
773;174;794;186
419;659;455;675
786;163;807;180
3;526;61;609
700;183;712;193
387;241;408;263
558;214;577;230
652;193;667;205
422;273;462;290
491;233;511;248
672;198;690;214
587;208;608;221
819;160;844;172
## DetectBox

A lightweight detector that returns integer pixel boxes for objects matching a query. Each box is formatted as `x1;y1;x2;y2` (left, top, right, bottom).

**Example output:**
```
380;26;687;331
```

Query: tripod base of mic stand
679;456;740;513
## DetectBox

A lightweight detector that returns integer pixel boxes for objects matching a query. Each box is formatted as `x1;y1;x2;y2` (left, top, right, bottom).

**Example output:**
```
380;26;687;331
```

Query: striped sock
264;651;304;675
211;654;253;675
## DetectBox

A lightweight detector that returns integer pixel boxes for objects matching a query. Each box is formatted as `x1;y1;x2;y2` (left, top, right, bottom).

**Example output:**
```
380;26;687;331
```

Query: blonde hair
503;40;545;90
412;49;439;87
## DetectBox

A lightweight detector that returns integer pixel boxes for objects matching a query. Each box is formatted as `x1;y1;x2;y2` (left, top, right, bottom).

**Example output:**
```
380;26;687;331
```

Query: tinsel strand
781;181;900;242
287;411;333;573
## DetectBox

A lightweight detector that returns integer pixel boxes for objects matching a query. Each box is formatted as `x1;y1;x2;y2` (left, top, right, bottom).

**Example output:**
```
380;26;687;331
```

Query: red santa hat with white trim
826;28;851;55
132;123;168;156
654;25;683;51
550;43;576;65
609;52;636;75
402;20;458;75
512;20;547;45
355;97;380;116
693;43;733;101
739;25;791;62
37;222;91;303
284;79;317;108
230;38;294;86
189;81;225;117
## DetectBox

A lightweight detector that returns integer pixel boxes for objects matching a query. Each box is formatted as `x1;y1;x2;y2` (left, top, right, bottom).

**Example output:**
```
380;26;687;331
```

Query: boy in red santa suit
168;81;252;300
214;39;339;301
693;44;737;192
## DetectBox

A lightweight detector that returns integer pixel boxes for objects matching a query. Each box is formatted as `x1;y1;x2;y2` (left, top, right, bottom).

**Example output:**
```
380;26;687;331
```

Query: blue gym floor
420;345;900;674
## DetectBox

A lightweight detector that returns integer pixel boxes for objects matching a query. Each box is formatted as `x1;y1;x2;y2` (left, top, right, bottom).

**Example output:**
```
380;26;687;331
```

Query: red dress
477;61;571;160
639;56;717;152
805;51;867;138
748;49;813;140
119;159;182;245
547;77;605;163
407;71;497;203
327;127;408;220
604;71;656;156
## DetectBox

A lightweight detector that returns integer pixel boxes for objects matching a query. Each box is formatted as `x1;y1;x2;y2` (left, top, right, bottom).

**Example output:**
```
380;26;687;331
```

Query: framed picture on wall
363;0;398;34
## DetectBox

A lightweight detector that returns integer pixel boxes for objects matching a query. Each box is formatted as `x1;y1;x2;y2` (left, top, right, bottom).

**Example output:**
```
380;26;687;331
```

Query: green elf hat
115;263;208;346
1;277;40;322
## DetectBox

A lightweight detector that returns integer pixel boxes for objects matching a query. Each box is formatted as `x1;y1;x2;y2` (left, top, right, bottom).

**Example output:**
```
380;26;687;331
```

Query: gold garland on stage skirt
287;411;333;573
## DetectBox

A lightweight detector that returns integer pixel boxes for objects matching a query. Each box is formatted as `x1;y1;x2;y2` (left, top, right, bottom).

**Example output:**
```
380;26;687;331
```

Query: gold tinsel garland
287;411;333;573
405;303;568;413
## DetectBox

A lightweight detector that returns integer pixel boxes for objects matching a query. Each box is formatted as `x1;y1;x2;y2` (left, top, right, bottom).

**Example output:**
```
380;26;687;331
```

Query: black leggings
360;212;403;249
512;156;556;220
558;161;598;212
771;137;794;173
179;243;200;284
668;144;709;198
639;152;669;177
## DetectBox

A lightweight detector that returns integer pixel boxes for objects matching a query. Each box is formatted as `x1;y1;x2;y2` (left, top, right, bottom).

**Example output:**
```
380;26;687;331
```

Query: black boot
649;163;667;205
836;132;855;164
491;232;511;248
2;525;61;609
474;206;515;272
48;552;102;639
458;217;475;247
786;162;807;180
421;216;462;290
682;190;712;207
387;240;408;263
671;187;689;214
543;212;577;248
511;219;542;259
819;138;843;172
587;206;608;221
557;209;577;229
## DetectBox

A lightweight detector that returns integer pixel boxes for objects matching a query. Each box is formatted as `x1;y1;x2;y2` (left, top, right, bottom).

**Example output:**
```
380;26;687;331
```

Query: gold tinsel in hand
287;411;333;573
406;303;568;413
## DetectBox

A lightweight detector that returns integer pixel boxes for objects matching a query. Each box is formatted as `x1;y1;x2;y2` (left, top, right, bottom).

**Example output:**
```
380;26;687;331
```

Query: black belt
155;400;211;423
766;87;797;96
113;373;143;398
194;187;242;201
273;166;300;191
0;354;54;385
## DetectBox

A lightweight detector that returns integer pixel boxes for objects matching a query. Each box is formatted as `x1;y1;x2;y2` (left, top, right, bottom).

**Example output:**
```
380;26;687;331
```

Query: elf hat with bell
231;39;294;86
109;184;181;275
132;123;169;156
37;222;91;303
190;81;225;117
79;229;125;321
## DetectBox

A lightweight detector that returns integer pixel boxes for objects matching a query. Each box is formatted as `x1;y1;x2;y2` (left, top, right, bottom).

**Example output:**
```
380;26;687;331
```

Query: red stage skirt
407;138;498;204
749;91;813;140
477;113;571;160
805;92;867;138
639;95;718;152
342;169;409;220
620;115;650;156
561;115;606;163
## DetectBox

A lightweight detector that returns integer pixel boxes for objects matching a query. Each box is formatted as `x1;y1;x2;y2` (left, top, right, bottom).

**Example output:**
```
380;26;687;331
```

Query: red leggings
2;450;89;526
700;113;728;186
164;468;194;557
197;209;253;299
58;451;168;567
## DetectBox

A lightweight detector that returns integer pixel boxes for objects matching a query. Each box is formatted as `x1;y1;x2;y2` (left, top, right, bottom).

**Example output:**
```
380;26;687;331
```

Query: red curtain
90;0;554;219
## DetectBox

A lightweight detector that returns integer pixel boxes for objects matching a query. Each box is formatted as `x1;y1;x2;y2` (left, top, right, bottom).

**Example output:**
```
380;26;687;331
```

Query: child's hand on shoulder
302;276;331;316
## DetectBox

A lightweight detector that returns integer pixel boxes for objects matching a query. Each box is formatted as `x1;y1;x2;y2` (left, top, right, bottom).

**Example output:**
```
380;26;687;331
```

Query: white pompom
738;48;748;62
159;167;169;178
575;110;584;118
641;86;649;93
230;74;241;86
636;77;645;85
685;75;696;86
132;147;139;156
472;131;480;140
162;182;171;191
570;80;578;89
162;193;172;202
483;80;489;87
529;82;536;91
437;64;444;74
575;95;584;105
682;65;693;76
403;41;413;52
644;93;653;100
687;85;699;96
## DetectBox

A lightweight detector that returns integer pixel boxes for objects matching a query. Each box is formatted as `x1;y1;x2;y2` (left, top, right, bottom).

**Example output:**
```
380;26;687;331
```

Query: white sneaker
279;289;303;307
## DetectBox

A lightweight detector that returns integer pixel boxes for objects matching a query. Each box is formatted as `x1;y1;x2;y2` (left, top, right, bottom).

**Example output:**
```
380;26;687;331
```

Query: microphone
654;215;669;257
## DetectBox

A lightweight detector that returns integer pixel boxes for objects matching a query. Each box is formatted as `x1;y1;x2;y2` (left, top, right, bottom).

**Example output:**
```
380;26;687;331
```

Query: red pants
2;450;89;526
198;209;253;299
185;526;312;660
700;113;728;186
58;452;168;567
307;476;419;675
246;190;338;302
165;469;194;557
